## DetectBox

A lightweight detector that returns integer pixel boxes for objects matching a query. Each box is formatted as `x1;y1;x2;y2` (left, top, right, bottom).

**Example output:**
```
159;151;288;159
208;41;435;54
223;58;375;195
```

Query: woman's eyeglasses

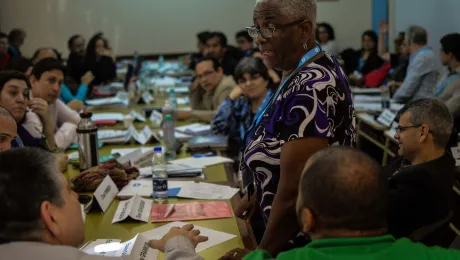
246;20;304;39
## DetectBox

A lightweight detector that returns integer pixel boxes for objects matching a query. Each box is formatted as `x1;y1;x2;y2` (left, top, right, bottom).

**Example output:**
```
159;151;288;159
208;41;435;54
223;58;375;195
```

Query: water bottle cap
164;115;172;121
154;147;162;152
169;88;175;94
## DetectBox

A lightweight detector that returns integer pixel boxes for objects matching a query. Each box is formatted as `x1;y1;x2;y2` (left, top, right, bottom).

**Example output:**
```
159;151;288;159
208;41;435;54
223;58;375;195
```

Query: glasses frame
246;19;305;39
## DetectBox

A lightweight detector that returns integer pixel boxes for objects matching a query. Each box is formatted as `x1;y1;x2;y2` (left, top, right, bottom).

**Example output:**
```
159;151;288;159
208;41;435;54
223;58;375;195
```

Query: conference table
64;86;255;259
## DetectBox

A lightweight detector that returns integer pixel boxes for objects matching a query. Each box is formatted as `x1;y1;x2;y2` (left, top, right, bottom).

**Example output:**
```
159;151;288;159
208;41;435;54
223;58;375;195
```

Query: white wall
317;0;372;51
0;0;371;58
394;0;460;66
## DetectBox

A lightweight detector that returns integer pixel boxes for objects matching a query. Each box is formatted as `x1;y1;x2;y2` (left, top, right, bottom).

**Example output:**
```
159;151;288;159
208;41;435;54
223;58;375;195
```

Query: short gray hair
0;106;15;119
398;98;453;148
256;0;317;23
0;148;63;242
406;25;428;45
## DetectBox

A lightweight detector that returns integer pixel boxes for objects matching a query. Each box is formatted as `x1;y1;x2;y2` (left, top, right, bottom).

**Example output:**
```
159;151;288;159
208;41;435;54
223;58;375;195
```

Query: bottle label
153;179;168;192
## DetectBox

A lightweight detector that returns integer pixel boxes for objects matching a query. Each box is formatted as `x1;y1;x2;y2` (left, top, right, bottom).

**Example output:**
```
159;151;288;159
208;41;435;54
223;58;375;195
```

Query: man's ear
217;67;224;75
29;75;37;88
300;20;314;43
40;201;60;239
420;125;430;143
302;208;315;233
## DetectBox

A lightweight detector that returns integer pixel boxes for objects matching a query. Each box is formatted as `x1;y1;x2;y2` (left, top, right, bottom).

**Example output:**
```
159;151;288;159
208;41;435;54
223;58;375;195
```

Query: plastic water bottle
159;55;164;69
163;115;177;160
168;88;177;110
152;147;168;202
381;82;391;109
128;79;137;107
162;100;176;122
77;112;99;171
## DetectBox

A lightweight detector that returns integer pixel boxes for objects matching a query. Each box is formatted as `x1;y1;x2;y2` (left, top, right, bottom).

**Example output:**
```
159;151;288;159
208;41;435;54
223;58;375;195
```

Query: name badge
91;175;119;213
112;194;152;223
130;110;147;122
377;109;397;128
149;110;163;126
141;92;154;104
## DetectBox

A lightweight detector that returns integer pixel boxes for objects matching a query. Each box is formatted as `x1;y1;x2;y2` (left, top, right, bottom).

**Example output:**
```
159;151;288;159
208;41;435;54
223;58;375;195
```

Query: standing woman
223;0;355;258
84;33;116;86
316;22;339;57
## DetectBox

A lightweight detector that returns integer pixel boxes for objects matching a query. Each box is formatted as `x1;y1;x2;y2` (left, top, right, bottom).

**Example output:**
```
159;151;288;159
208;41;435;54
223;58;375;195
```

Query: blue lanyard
434;72;459;97
358;58;365;71
244;45;322;145
240;89;273;141
409;46;431;65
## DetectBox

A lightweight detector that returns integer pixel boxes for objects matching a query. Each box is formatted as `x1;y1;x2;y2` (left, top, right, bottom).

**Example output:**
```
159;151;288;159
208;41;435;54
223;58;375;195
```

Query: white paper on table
354;102;382;111
391;103;404;111
169;156;234;168
130;110;146;122
115;234;159;260
376;109;397;128
112;194;152;223
117;148;144;165
110;82;125;88
158;130;193;141
351;87;381;94
92;113;125;121
152;77;177;86
111;147;156;157
117;179;193;198
353;95;382;103
177;182;239;200
149;110;163;126
98;130;128;140
176;123;212;135
80;239;122;257
141;222;237;253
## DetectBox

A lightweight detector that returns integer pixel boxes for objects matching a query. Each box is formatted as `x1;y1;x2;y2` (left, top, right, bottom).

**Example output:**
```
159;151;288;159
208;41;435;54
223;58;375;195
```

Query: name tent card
149;110;163;126
91;175;119;213
112;194;152;223
377;109;397;128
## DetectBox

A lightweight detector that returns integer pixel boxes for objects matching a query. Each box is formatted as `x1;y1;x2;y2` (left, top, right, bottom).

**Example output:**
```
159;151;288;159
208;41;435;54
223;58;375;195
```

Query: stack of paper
351;87;381;94
92;113;124;121
169;156;234;168
354;95;382;103
99;126;159;145
176;182;239;200
354;102;405;112
111;148;157;157
138;164;203;178
176;123;212;136
141;222;237;253
158;130;193;141
86;92;129;108
151;76;177;86
98;130;129;143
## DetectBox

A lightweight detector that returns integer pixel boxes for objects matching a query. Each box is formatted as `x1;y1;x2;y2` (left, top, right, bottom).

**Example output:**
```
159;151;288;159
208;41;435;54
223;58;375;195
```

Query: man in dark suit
385;98;455;246
203;32;242;76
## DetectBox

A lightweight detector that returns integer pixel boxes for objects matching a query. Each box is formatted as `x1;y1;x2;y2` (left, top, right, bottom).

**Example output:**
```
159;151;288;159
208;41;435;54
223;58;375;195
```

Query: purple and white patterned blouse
241;53;356;247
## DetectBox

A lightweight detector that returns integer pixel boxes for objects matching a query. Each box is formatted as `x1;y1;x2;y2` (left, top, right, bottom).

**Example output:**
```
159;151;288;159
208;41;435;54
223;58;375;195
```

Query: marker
164;204;175;219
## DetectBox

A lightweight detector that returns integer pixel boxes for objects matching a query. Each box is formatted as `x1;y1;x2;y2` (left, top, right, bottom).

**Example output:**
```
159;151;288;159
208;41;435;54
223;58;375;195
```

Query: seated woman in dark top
346;30;385;85
84;33;116;86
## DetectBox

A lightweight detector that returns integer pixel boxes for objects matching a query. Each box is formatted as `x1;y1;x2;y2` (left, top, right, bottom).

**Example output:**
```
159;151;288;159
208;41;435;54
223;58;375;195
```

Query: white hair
256;0;317;22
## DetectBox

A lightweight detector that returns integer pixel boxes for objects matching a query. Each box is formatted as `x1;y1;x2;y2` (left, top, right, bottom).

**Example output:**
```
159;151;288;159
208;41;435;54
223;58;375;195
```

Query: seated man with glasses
177;57;236;122
385;98;455;246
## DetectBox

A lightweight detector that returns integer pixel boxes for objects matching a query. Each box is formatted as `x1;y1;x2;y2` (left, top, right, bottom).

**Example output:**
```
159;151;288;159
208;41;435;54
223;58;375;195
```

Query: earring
303;43;308;50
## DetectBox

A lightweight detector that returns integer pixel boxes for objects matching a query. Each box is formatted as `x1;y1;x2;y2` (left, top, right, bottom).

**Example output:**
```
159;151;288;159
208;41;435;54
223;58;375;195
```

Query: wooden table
66;95;256;259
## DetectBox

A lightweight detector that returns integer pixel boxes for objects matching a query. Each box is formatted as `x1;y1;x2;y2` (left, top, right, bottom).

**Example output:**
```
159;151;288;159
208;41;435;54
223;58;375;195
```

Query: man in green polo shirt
234;147;460;260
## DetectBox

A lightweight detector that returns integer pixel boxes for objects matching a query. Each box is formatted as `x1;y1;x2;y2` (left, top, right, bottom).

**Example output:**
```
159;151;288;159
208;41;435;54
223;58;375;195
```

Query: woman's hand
56;154;69;173
379;20;388;35
235;193;256;220
81;71;95;86
229;86;244;101
149;224;208;252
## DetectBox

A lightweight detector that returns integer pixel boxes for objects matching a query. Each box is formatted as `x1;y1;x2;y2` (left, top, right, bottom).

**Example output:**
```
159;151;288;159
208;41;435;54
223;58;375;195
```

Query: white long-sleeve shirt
22;99;81;149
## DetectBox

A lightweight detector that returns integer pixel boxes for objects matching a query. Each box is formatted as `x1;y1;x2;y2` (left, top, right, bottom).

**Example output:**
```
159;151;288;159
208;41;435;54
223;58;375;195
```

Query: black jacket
85;56;116;86
385;153;455;241
67;52;86;84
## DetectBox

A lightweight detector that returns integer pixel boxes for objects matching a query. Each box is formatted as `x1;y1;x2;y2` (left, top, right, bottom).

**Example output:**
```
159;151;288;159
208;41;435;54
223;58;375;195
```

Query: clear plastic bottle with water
159;55;164;69
152;147;168;202
168;88;177;110
163;115;177;160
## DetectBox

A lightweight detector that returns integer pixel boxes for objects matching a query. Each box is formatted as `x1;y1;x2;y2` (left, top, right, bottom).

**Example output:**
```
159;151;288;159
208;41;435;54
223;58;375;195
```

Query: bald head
299;147;387;231
32;48;59;64
256;0;317;22
0;106;17;151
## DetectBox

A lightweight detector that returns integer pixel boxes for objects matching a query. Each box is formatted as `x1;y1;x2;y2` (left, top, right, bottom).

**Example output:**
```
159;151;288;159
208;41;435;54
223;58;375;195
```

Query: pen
192;152;216;158
164;204;175;218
